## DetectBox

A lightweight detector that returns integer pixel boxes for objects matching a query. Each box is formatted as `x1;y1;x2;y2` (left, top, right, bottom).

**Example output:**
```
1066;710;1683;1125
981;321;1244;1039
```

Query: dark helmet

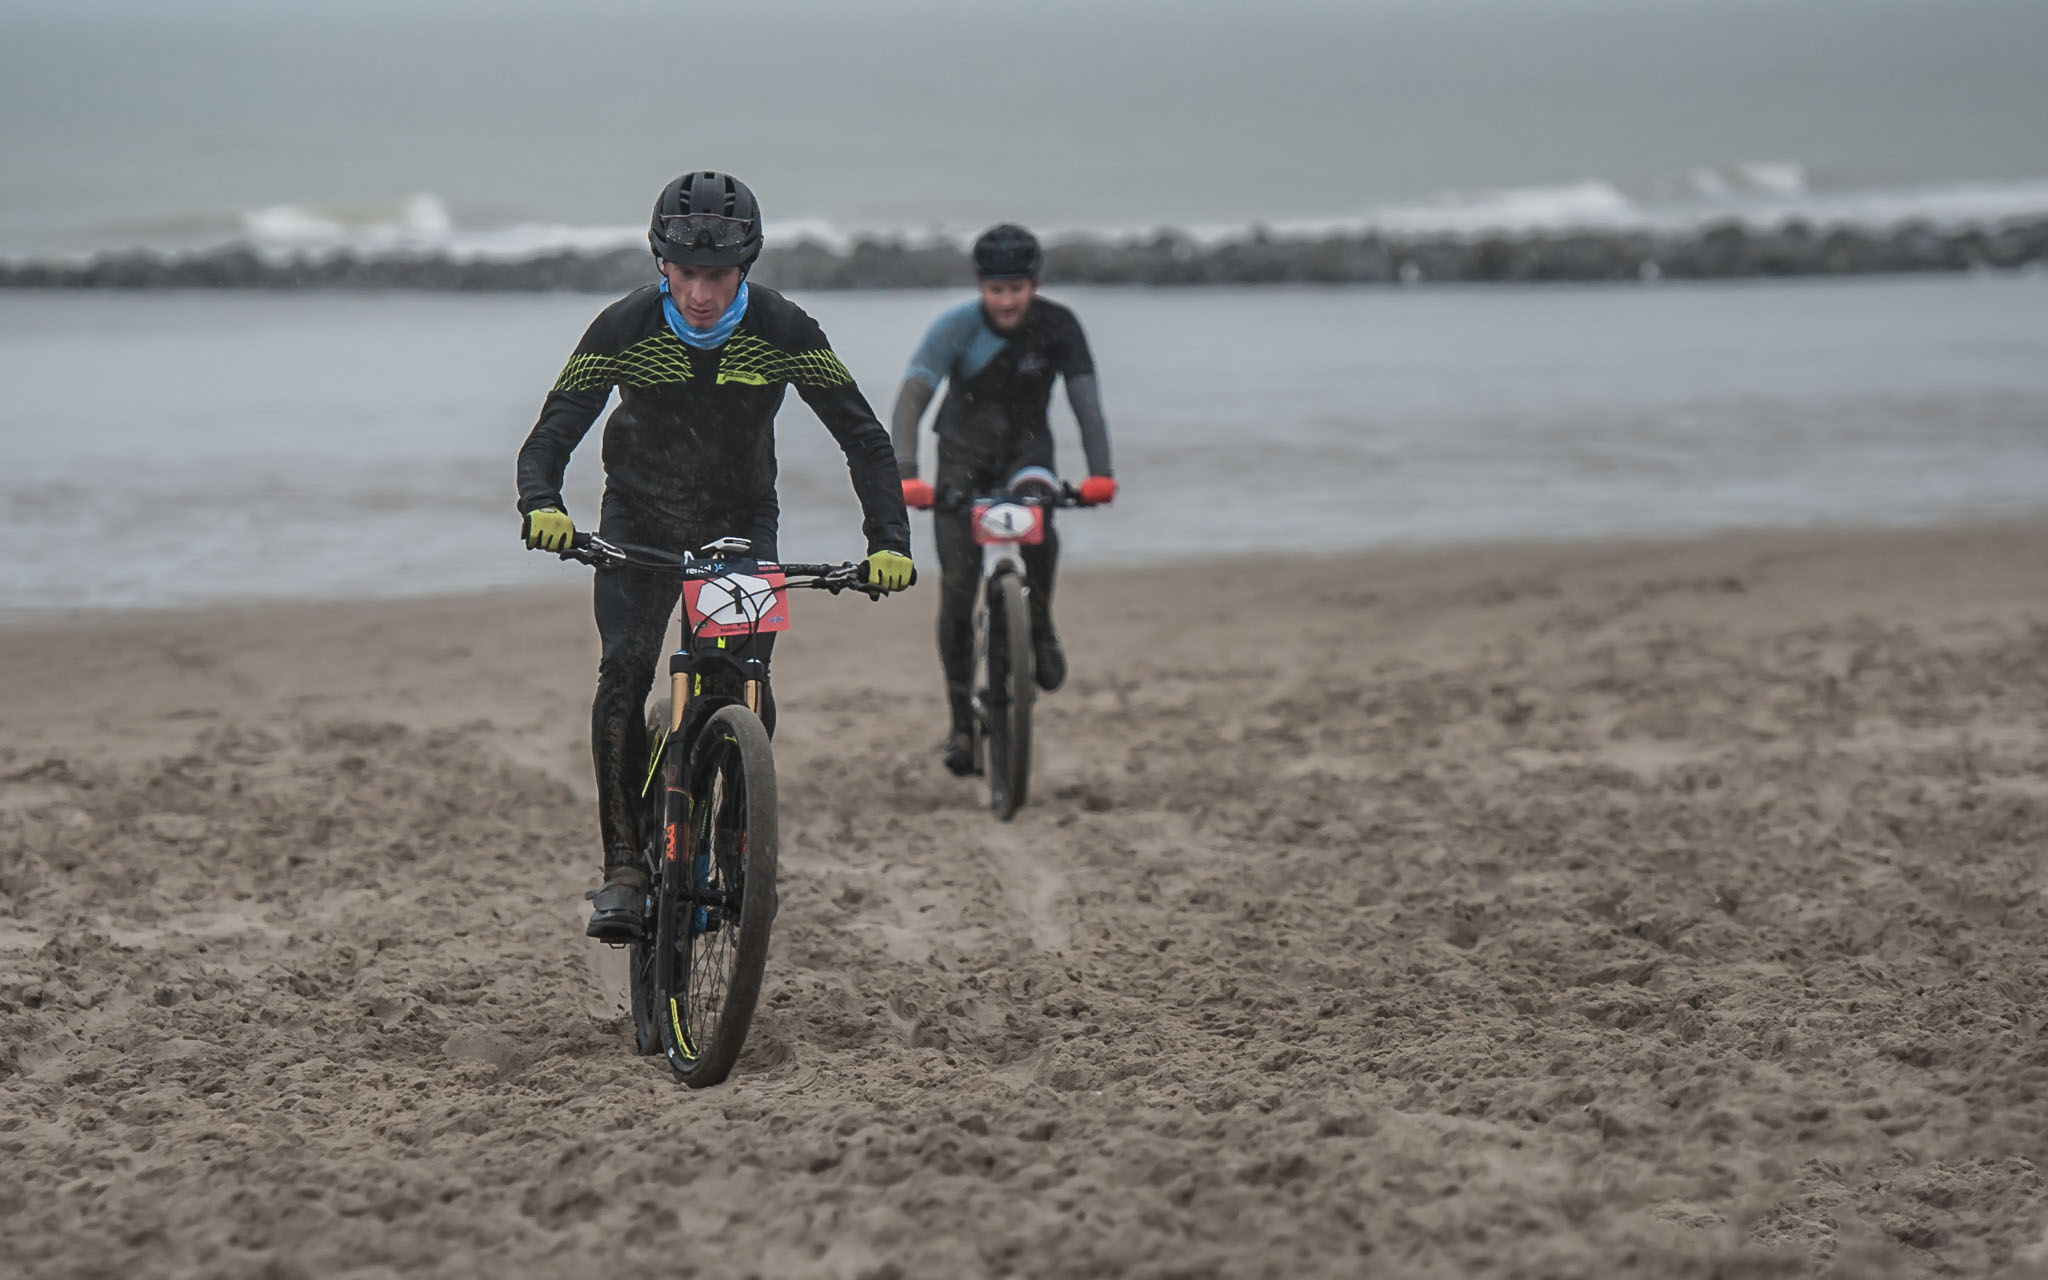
972;223;1042;279
649;171;763;268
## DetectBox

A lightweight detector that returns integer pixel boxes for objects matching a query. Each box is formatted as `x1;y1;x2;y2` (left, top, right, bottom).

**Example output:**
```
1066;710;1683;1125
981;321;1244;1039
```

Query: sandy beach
4;518;2047;1278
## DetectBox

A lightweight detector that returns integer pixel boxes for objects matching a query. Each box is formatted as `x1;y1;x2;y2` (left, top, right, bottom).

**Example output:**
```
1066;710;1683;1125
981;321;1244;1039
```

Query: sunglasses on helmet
658;212;756;251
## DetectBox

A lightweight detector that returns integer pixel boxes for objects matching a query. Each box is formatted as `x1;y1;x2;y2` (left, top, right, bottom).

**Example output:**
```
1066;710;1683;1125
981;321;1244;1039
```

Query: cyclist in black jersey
889;224;1117;776
517;171;914;941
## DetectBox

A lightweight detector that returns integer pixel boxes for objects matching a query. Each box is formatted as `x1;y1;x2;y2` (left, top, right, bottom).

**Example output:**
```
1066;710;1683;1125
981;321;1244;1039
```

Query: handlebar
924;481;1101;515
556;534;912;596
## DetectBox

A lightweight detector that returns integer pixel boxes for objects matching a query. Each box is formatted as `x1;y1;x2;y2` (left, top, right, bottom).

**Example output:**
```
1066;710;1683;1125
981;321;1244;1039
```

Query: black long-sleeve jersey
516;283;910;555
889;296;1112;481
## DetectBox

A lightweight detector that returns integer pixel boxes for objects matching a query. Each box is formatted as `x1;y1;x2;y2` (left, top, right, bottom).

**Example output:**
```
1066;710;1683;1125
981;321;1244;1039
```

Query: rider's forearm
516;389;608;512
799;382;913;556
889;377;936;479
1066;372;1114;477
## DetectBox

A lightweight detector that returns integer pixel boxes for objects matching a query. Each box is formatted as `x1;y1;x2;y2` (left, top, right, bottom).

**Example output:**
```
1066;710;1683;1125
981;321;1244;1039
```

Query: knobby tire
659;703;778;1087
985;572;1035;821
627;700;670;1057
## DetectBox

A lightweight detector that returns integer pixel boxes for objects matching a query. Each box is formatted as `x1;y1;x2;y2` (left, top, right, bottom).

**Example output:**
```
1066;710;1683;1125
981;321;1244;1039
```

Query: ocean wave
1326;170;2048;240
48;171;2048;262
227;194;640;260
7;172;2048;289
1360;180;1645;237
240;194;455;245
1675;162;1810;200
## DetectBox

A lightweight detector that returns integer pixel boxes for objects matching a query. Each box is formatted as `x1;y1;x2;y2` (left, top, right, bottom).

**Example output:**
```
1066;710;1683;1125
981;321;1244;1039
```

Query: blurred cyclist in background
889;224;1116;776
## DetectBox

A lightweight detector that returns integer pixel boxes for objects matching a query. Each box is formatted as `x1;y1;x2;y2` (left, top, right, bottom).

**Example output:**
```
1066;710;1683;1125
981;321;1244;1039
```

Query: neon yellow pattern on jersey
552;330;697;392
554;329;851;392
715;333;854;388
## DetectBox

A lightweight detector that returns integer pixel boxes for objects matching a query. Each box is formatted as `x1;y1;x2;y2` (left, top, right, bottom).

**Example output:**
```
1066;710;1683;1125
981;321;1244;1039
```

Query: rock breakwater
5;218;2044;291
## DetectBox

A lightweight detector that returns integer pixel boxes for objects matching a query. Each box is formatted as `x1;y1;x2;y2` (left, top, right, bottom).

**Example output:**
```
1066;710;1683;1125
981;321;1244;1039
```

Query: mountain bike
933;467;1100;822
559;532;904;1086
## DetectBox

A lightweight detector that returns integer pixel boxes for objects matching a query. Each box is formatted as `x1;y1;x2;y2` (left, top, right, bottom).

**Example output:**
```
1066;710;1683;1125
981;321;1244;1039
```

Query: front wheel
657;703;779;1087
984;572;1035;821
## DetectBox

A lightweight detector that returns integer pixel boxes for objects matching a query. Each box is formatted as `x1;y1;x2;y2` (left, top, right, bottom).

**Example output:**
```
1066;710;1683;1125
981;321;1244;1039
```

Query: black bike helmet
649;171;763;269
972;223;1043;279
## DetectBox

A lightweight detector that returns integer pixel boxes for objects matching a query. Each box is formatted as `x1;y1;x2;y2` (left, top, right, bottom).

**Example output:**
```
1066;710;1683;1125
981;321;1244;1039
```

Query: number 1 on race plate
681;569;791;637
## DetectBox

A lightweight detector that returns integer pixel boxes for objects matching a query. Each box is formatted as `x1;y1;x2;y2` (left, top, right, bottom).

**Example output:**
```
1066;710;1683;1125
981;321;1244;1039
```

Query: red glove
901;478;935;510
1079;475;1118;506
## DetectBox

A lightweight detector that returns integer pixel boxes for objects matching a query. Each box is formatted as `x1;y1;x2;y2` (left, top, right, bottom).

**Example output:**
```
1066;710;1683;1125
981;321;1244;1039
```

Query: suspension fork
663;636;763;866
973;547;1027;716
669;670;691;734
665;651;695;867
979;544;1027;633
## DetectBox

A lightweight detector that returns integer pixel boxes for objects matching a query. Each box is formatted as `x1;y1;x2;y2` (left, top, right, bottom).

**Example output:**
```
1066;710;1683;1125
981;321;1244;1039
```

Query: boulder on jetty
4;218;2044;291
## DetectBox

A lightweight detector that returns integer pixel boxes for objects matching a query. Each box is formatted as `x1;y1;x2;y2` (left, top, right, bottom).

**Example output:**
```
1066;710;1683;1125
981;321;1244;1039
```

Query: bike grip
853;561;915;591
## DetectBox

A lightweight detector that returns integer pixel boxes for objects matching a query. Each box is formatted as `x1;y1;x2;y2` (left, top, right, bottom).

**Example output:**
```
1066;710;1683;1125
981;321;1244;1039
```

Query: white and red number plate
972;502;1046;546
681;568;790;637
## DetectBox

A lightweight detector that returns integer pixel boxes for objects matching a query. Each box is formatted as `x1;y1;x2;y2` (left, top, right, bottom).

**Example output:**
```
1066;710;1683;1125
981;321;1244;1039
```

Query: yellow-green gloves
522;507;575;552
861;550;916;591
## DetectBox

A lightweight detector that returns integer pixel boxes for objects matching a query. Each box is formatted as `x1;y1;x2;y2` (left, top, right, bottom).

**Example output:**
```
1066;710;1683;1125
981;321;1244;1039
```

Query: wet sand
4;520;2047;1278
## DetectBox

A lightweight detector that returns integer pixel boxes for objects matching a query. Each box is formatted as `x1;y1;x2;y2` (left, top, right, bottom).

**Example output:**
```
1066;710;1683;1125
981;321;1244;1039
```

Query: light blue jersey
889;295;1113;479
904;300;1008;388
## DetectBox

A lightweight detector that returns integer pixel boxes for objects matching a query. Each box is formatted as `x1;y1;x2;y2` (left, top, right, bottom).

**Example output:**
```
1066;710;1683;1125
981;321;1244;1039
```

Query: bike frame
561;530;887;897
560;529;898;1081
941;471;1096;783
969;510;1039;737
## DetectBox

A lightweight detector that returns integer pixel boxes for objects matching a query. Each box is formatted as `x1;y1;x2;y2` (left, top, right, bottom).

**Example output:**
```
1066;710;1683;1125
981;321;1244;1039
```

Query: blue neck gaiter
660;276;749;350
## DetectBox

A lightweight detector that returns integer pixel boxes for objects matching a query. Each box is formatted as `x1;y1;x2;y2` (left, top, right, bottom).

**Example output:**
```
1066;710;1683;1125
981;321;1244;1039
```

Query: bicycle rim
660;704;778;1086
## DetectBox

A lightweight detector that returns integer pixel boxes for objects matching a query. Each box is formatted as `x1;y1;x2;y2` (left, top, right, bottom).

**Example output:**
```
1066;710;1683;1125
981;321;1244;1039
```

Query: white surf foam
67;170;2048;270
1329;169;2048;240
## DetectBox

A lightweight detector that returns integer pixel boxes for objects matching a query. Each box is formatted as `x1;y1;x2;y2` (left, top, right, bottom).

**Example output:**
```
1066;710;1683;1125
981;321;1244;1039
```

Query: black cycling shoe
584;867;650;943
943;728;981;777
1033;627;1067;692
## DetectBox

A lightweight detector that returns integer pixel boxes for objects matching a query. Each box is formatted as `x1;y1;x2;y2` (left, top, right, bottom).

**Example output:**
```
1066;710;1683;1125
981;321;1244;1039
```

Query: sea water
2;274;2043;610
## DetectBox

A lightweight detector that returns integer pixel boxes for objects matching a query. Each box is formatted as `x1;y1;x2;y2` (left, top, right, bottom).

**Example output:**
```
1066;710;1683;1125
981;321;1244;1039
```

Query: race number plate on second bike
681;567;791;637
972;502;1046;547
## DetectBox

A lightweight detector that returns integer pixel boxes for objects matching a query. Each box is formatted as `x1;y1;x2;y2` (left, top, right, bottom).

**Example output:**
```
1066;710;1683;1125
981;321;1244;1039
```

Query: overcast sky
3;0;2043;252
